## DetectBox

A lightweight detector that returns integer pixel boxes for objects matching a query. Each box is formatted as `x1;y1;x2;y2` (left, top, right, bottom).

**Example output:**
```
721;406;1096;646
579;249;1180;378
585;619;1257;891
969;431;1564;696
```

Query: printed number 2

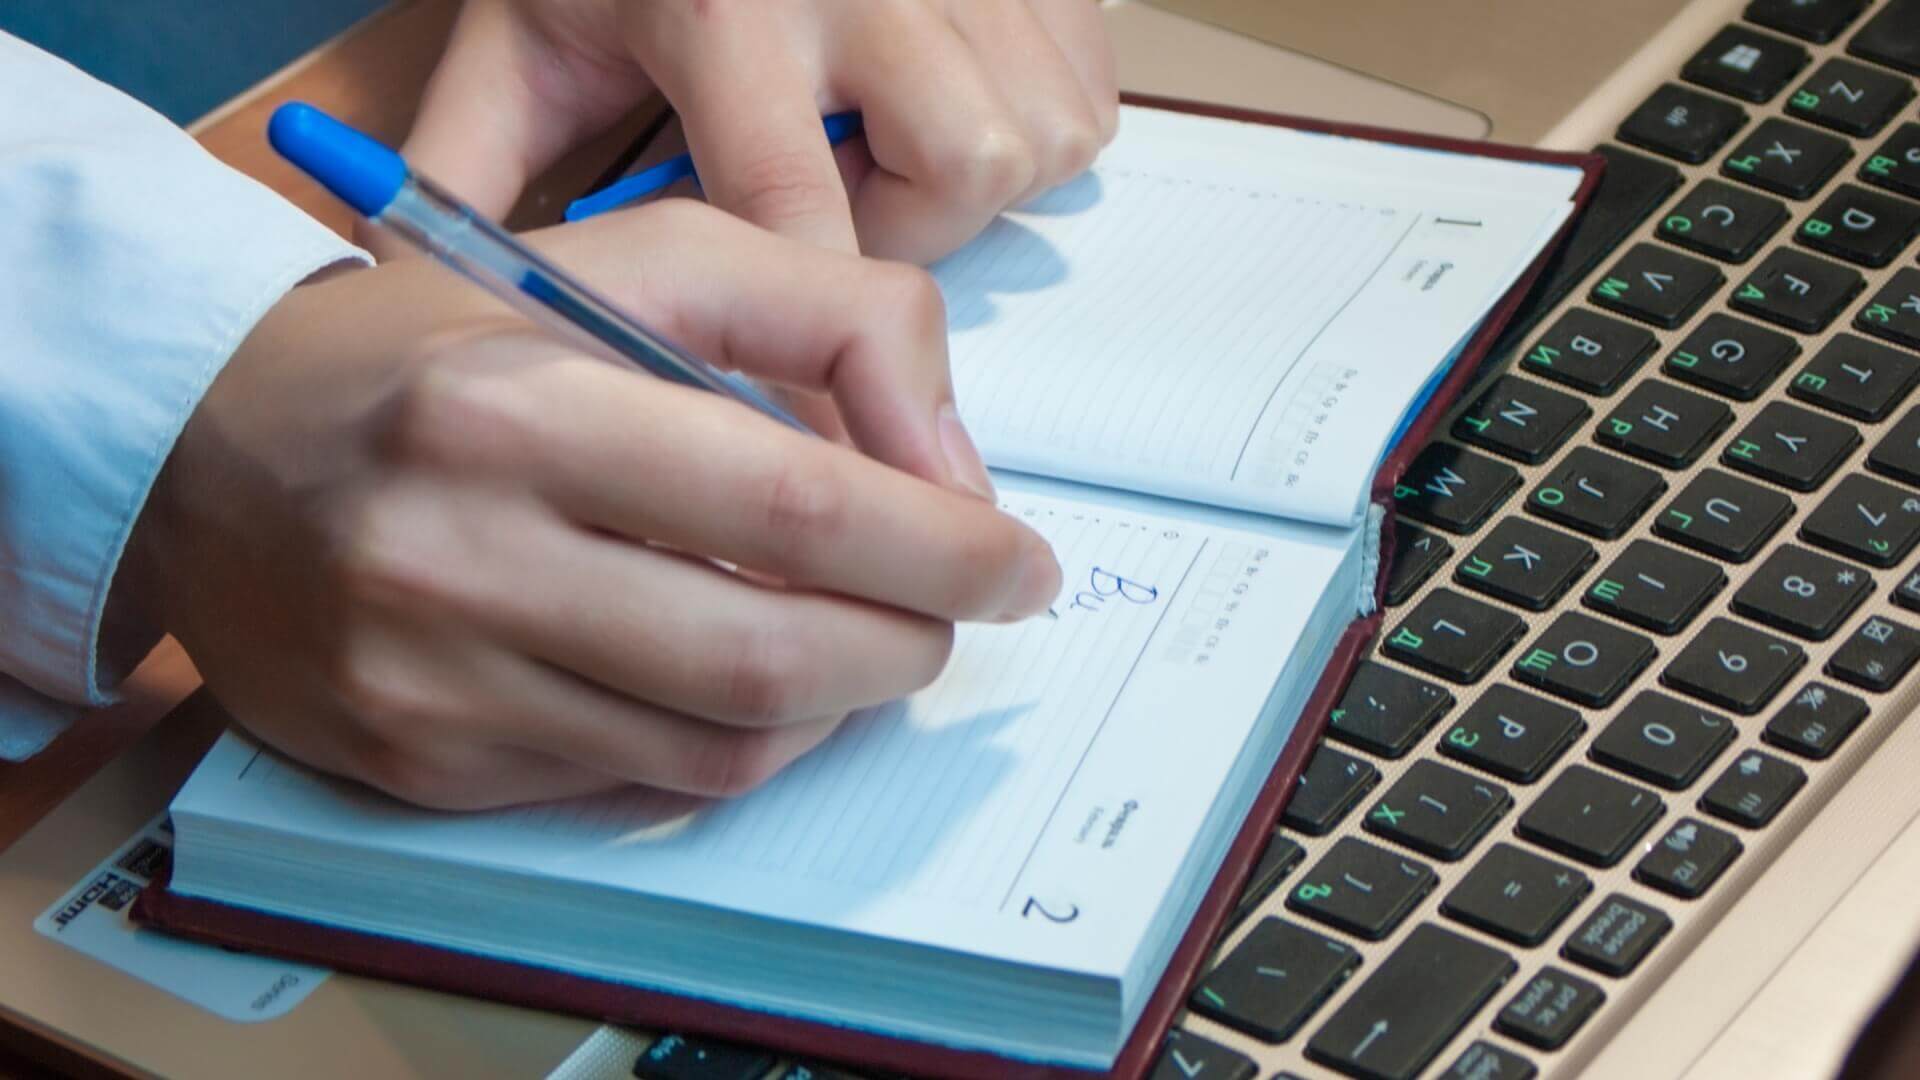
1022;897;1080;923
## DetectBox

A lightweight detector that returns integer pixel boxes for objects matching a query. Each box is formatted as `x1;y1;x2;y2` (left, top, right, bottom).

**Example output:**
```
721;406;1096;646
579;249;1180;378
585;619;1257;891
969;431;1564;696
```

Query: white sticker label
34;815;329;1022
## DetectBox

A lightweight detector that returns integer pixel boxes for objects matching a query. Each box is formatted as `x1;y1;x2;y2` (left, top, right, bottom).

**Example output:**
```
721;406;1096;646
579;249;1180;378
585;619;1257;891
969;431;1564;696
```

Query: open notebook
142;101;1593;1076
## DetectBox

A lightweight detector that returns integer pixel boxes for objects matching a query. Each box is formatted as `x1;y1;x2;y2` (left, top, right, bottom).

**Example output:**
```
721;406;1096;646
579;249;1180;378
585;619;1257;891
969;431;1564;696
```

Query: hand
401;0;1118;263
122;201;1060;810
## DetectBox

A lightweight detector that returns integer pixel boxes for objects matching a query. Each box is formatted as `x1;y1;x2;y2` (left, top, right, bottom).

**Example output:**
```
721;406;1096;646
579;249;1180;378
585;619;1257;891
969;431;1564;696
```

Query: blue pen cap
268;102;408;216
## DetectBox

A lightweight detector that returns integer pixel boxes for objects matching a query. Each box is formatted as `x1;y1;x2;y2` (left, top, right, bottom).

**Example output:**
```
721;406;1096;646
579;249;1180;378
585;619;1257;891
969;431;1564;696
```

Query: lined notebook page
172;486;1358;977
938;105;1580;525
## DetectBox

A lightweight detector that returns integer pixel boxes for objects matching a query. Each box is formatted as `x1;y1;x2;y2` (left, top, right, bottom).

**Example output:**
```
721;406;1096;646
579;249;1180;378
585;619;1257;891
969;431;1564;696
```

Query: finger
946;0;1105;199
1025;0;1122;143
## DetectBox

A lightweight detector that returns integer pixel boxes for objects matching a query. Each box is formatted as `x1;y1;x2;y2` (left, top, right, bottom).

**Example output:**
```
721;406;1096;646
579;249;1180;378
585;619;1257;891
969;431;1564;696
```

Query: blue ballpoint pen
564;112;863;222
267;101;811;432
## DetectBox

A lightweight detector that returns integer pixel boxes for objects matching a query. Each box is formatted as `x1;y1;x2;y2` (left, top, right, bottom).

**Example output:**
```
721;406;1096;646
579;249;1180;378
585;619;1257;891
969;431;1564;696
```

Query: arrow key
1443;1041;1539;1080
1306;923;1516;1080
1150;1030;1255;1080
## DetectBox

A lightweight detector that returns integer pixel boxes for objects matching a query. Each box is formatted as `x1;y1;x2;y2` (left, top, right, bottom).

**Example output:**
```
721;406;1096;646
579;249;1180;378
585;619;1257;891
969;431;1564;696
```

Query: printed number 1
1022;897;1080;923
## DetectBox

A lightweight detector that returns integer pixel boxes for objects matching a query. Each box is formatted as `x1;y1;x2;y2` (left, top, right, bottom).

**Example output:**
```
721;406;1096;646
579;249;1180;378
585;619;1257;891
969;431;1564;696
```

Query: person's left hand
395;0;1117;265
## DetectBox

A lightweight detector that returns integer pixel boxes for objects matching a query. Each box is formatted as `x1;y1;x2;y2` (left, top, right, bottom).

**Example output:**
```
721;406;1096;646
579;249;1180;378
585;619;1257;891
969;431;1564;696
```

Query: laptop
10;1;1920;1077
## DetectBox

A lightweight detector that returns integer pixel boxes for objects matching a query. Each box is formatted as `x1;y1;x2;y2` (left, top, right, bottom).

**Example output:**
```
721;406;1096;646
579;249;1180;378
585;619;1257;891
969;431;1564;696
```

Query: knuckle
940;126;1036;208
329;490;446;613
877;263;948;339
383;358;532;470
689;729;786;798
721;621;813;726
755;456;849;567
721;148;843;228
1034;117;1102;184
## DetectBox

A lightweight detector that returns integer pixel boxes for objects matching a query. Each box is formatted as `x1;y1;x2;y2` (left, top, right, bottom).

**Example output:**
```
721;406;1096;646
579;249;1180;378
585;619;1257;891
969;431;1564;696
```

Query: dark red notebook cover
134;93;1603;1080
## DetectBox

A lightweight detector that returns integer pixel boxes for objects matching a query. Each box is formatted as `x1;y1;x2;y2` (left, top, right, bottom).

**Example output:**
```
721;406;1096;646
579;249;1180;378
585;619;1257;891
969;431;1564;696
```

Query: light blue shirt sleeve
0;34;369;760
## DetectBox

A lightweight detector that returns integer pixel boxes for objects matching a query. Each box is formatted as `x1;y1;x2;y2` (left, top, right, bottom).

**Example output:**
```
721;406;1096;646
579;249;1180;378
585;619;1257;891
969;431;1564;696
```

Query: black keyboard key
1655;468;1794;561
1801;473;1920;566
1517;765;1664;868
1512;611;1657;708
1701;749;1806;827
1871;405;1920;486
1527;447;1667;539
1828;613;1920;689
1590;690;1736;789
1564;894;1672;976
1583;539;1727;634
1454;518;1596;611
1790;334;1920;421
1635;817;1744;899
1446;1042;1539;1080
1658;179;1788;263
1862;122;1920;199
1521;309;1658;395
1900;564;1920;610
1723;117;1852;198
1440;842;1591;947
1747;0;1867;42
1231;831;1306;928
1730;248;1865;331
1306;924;1516;1080
1787;59;1914;136
1439;684;1585;784
1800;184;1920;266
1330;661;1455;758
1383;522;1451;607
1618;83;1749;164
1682;24;1809;102
1665;313;1802;399
1856;267;1920;348
1393;444;1521;534
1365;760;1512;862
1452;376;1590;464
1590;243;1724;328
1384;589;1526;684
1283;745;1380;836
1723;401;1861;490
1764;682;1870;757
1732;543;1872;638
1288;837;1436;941
1495;967;1605;1051
1850;0;1920;74
1597;379;1734;467
773;1062;860;1080
1190;917;1358;1043
633;1035;774;1080
1152;1031;1256;1080
1663;616;1807;713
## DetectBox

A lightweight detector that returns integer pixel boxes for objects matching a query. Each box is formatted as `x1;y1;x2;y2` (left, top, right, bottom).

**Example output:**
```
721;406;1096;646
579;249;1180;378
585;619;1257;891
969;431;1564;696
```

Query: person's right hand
118;200;1060;810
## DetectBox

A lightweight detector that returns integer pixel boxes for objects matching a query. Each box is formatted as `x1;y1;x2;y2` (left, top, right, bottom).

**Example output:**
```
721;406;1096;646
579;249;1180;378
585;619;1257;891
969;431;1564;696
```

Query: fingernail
1002;546;1063;621
937;403;996;501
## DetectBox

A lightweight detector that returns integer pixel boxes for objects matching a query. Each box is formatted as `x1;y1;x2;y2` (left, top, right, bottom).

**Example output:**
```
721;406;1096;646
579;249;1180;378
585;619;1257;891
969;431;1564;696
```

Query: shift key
1306;923;1517;1080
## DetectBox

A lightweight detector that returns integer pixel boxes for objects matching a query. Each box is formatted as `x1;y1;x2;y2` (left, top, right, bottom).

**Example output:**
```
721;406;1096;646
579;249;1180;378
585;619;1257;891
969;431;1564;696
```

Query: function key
1729;247;1865;332
1870;405;1920;486
1721;400;1861;490
1495;967;1605;1051
1722;117;1851;198
1655;468;1794;562
1564;893;1672;976
1658;179;1789;263
1329;660;1455;758
1589;690;1736;789
1384;589;1526;684
1283;745;1380;836
1438;684;1585;784
1527;447;1668;540
1384;521;1450;607
1682;25;1810;102
1901;564;1920;610
1764;681;1870;758
1786;59;1914;136
1393;443;1521;534
1454;517;1596;611
1364;760;1512;862
1517;764;1665;868
1189;917;1358;1043
1665;313;1801;399
1663;616;1807;713
1855;266;1920;349
1230;831;1305;928
1635;816;1744;899
1746;0;1867;43
1287;836;1436;941
1440;842;1592;947
1597;379;1733;467
1700;749;1806;827
1732;543;1872;639
633;1034;773;1080
1452;375;1591;464
1151;1031;1256;1080
1618;83;1749;164
1789;334;1920;421
1798;183;1920;266
1800;472;1920;566
1512;611;1657;708
1861;122;1920;199
1306;924;1516;1080
1521;309;1657;395
1590;243;1725;328
1445;1042;1539;1080
1849;0;1920;75
1583;539;1727;635
1827;613;1920;690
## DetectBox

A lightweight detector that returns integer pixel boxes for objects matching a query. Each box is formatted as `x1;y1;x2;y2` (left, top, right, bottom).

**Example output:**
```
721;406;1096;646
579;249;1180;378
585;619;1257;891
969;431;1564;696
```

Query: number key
1662;616;1806;713
1731;544;1871;639
1589;690;1735;789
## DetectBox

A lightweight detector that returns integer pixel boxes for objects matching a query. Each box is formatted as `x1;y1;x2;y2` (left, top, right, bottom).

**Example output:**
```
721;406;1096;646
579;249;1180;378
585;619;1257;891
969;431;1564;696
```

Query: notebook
136;97;1601;1078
